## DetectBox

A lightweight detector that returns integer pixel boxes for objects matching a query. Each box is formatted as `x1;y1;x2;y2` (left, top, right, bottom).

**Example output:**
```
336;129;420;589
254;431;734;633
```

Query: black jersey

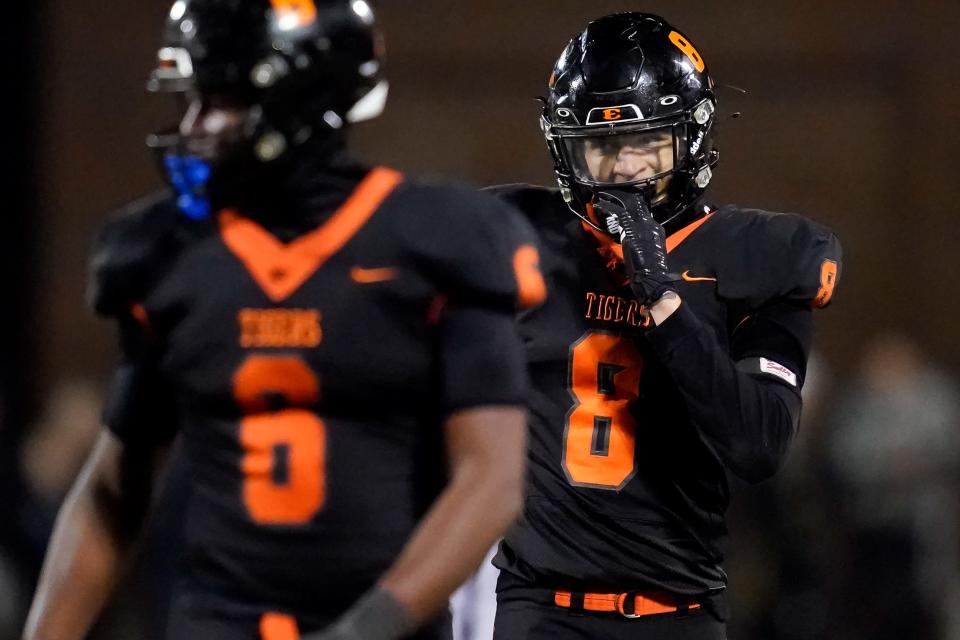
489;185;841;595
89;167;545;618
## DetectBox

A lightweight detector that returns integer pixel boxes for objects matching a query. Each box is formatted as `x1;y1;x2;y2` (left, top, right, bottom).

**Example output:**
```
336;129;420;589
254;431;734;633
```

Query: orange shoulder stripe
666;212;714;254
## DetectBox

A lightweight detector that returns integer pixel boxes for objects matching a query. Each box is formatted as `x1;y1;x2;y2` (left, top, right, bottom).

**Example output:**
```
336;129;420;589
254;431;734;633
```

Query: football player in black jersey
22;2;546;640
489;13;842;639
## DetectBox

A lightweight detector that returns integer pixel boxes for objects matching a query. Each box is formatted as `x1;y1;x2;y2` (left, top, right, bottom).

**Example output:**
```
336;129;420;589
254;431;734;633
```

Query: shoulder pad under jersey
397;182;547;310
708;206;842;309
485;182;559;215
88;191;195;317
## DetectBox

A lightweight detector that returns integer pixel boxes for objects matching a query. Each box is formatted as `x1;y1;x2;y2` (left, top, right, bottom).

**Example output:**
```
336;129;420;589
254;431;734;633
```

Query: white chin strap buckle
695;166;713;188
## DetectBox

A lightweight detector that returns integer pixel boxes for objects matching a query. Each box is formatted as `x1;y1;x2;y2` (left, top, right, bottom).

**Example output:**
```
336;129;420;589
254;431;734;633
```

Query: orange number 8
233;355;325;525
669;31;706;73
563;331;643;489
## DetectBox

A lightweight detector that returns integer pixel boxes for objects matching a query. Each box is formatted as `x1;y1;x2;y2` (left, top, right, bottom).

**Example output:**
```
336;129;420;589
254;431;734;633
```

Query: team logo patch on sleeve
759;358;797;387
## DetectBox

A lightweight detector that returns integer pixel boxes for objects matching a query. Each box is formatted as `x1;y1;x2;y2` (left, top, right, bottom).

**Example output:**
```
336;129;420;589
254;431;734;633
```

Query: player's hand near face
594;189;682;323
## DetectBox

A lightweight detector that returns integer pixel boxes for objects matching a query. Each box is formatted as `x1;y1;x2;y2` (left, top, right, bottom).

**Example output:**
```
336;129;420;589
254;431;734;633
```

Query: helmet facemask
558;123;681;197
544;102;716;235
147;61;280;220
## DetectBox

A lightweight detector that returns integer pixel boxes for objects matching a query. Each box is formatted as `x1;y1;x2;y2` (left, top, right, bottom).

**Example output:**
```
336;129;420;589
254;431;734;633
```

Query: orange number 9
233;355;325;525
563;331;643;489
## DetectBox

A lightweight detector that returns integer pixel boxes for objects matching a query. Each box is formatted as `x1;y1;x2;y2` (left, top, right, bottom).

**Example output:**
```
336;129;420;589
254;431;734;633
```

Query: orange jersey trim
666;212;714;254
260;612;299;640
582;203;624;256
220;167;403;303
581;203;625;278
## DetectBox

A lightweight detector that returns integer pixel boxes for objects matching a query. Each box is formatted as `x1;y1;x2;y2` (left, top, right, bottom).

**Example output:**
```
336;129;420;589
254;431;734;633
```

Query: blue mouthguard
164;154;213;220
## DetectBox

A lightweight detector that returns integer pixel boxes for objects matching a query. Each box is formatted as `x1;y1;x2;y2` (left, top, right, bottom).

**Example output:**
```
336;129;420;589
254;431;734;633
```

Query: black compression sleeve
646;300;810;483
440;305;528;414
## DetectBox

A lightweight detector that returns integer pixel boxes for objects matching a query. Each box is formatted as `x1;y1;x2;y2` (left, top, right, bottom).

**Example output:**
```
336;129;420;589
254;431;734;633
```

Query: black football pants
493;573;726;640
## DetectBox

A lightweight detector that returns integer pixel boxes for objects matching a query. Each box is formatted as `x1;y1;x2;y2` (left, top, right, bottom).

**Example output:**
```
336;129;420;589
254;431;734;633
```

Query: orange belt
554;590;701;618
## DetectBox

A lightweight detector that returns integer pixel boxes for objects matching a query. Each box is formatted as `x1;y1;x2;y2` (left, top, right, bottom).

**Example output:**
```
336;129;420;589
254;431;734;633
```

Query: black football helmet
147;0;387;218
542;13;719;231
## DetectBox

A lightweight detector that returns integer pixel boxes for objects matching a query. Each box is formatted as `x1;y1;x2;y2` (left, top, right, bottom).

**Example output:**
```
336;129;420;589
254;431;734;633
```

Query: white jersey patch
759;357;797;387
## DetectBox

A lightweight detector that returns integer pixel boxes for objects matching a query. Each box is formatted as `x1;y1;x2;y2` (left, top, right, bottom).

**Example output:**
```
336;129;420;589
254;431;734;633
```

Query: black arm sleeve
646;300;811;483
440;305;529;415
102;317;179;448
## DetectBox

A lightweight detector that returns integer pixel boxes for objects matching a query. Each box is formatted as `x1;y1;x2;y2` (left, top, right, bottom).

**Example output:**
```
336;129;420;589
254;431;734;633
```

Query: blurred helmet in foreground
147;0;387;218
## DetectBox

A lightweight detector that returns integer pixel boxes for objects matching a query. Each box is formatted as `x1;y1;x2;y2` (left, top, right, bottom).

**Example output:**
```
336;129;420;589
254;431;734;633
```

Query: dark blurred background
3;1;960;639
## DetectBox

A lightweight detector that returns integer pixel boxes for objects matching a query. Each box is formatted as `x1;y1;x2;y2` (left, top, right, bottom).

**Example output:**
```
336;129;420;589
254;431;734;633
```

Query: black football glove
594;189;680;307
300;587;414;640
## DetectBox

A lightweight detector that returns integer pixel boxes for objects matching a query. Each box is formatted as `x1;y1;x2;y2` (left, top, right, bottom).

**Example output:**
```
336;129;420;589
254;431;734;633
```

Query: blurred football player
22;1;546;639
488;13;842;639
